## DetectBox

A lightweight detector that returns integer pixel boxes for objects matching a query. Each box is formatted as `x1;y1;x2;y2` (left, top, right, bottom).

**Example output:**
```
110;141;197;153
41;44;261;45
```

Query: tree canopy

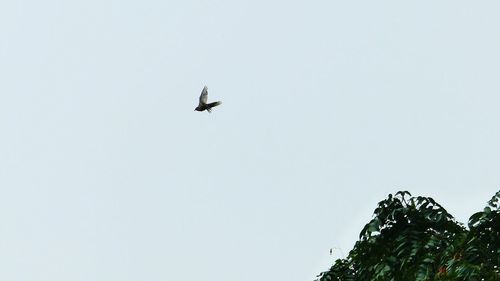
316;190;500;281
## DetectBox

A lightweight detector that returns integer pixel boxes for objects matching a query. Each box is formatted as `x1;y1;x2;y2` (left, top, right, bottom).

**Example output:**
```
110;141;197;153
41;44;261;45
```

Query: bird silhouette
194;86;221;113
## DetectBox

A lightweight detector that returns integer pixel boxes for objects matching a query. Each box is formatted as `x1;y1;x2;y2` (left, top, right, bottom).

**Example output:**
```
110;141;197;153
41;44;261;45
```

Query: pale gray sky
1;1;499;281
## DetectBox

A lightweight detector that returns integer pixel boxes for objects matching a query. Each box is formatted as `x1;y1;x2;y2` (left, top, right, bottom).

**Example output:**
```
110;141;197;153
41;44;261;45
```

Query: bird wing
199;86;208;105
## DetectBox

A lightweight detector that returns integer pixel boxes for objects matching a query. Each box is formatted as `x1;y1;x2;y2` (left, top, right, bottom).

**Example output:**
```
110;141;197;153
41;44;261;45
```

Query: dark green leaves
315;190;500;281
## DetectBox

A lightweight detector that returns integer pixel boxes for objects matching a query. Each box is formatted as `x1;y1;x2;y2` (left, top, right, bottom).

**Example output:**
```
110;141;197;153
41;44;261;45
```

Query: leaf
468;212;484;228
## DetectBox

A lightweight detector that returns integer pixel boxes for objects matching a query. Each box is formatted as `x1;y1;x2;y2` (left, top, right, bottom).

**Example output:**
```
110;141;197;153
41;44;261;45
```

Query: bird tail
207;101;221;108
206;101;222;113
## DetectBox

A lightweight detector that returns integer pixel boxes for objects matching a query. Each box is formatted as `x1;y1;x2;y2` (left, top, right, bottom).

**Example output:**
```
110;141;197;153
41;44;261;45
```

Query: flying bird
195;86;221;113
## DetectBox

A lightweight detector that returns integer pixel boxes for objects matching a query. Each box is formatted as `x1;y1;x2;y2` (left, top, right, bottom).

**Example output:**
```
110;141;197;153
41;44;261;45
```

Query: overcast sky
1;1;499;281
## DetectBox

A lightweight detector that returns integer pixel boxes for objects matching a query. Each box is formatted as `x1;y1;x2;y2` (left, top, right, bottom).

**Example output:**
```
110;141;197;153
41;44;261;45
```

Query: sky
1;1;499;280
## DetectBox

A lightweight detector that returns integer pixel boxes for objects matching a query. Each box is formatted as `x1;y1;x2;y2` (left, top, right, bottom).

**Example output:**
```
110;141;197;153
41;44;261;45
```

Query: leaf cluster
315;190;500;281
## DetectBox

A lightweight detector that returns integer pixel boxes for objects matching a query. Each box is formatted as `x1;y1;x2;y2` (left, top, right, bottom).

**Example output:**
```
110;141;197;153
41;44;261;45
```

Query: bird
194;86;221;113
330;248;332;255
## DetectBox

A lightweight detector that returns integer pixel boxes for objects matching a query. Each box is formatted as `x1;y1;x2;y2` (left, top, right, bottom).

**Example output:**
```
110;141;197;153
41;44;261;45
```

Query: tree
315;191;500;281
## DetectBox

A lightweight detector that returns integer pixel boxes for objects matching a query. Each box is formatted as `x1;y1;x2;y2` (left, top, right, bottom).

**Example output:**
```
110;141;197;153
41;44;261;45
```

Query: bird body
195;86;221;113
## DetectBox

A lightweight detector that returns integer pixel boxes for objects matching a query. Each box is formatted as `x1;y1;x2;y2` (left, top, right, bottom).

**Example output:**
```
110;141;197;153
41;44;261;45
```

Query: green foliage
315;190;500;281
